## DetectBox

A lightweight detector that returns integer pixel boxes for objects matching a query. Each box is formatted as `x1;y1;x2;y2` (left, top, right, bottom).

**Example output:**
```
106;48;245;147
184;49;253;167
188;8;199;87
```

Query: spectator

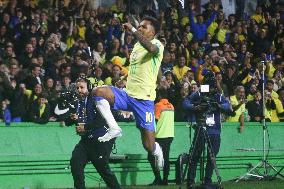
148;89;174;186
172;55;190;81
0;99;11;126
28;93;51;124
227;86;246;132
246;91;264;122
24;64;43;90
188;3;218;42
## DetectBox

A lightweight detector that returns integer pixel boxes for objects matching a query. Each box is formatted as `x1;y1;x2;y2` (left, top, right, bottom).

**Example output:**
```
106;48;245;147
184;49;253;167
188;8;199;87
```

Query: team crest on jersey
131;52;137;61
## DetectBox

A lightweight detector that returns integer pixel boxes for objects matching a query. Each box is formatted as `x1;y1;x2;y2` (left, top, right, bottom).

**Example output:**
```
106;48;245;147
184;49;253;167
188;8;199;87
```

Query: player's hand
123;22;133;32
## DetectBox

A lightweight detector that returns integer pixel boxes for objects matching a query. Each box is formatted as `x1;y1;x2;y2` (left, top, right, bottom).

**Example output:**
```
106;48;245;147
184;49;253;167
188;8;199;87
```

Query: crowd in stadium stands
0;0;284;125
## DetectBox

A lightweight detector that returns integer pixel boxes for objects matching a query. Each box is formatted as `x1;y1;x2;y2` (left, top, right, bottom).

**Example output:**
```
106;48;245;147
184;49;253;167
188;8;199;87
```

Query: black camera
55;89;79;119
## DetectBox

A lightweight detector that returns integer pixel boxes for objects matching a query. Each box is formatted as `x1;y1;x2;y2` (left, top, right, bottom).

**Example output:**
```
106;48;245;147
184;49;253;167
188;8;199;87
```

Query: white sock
95;98;121;130
152;142;162;156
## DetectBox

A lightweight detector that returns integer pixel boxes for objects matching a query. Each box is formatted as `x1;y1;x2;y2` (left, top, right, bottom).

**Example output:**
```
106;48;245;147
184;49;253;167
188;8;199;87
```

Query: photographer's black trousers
70;138;121;189
187;129;220;185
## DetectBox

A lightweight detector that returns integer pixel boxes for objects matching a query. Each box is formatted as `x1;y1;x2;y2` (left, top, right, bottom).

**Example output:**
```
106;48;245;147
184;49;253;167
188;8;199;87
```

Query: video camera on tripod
193;71;220;126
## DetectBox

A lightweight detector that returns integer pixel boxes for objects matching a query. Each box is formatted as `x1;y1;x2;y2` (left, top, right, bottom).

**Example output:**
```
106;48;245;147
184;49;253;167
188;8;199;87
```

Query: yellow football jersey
126;39;164;100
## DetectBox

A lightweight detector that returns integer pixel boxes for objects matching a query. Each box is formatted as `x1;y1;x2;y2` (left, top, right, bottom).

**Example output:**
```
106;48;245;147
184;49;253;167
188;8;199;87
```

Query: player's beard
78;91;88;100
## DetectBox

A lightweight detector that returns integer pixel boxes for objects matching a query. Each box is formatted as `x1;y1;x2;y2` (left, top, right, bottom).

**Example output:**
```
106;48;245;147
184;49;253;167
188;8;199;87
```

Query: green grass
88;179;284;189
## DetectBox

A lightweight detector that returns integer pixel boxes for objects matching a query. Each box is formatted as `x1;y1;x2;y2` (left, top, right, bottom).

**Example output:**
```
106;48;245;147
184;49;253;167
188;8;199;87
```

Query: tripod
179;123;223;189
236;61;278;182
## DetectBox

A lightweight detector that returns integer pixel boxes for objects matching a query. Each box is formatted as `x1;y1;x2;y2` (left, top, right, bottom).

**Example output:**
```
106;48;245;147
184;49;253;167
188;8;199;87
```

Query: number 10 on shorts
146;112;153;123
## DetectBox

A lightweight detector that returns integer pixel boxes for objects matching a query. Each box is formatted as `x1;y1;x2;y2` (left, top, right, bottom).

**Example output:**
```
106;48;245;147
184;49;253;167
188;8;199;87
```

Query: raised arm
123;22;159;54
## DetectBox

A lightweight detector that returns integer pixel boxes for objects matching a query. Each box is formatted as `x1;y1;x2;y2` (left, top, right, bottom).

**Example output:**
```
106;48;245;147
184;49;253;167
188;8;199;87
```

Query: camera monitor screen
200;84;210;93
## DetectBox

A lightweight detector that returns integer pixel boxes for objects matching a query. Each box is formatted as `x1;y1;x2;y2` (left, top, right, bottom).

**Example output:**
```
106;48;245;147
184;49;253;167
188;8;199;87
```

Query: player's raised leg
92;87;122;142
140;128;164;170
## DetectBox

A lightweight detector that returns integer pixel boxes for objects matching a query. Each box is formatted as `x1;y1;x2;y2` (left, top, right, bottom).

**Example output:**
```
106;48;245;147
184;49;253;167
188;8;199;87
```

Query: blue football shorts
110;87;155;132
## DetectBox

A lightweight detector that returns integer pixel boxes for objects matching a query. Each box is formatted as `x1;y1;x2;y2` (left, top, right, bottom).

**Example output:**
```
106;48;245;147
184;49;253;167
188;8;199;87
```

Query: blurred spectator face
196;15;203;24
240;44;247;53
191;41;199;50
16;9;23;18
25;43;34;54
165;72;172;83
1;100;7;110
9;64;19;76
204;55;212;65
46;78;54;89
266;81;274;92
252;24;258;33
79;19;86;27
180;87;189;98
191;84;199;93
94;66;103;78
163;51;171;63
34;84;43;95
182;36;189;46
186;70;194;81
40;12;48;21
254;91;262;101
228;15;235;23
33;13;40;23
236;26;243;34
96;42;104;52
19;83;26;92
250;84;257;94
112;38;120;49
89;16;95;25
256;6;262;14
112;65;121;78
0;25;7;35
37;56;44;66
30;37;37;47
191;58;198;67
178;56;186;67
169;42;177;52
38;97;46;106
62;76;71;86
236;86;245;99
205;34;212;42
5;46;13;57
259;29;266;38
0;64;8;73
2;13;10;24
32;66;41;77
185;25;191;33
31;57;38;65
83;10;90;19
216;72;222;82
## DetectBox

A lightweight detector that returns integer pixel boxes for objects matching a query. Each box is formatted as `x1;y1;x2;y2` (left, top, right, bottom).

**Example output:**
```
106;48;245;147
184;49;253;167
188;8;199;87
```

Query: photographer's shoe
98;128;122;142
153;142;164;170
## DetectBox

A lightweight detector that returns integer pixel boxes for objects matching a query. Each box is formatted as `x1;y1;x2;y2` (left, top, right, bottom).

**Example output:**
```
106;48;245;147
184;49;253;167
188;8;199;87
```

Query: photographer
183;71;231;189
65;78;121;189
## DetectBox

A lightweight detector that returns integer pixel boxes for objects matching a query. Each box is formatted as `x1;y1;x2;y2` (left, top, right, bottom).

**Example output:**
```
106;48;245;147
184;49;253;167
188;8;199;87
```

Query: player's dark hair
142;16;160;35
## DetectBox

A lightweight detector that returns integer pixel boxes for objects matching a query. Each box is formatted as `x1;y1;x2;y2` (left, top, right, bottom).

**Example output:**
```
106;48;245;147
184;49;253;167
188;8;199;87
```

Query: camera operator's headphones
75;76;93;92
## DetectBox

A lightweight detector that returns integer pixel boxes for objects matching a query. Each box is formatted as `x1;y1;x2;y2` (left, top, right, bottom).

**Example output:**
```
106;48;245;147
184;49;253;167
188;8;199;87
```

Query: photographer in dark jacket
65;78;121;189
183;71;231;189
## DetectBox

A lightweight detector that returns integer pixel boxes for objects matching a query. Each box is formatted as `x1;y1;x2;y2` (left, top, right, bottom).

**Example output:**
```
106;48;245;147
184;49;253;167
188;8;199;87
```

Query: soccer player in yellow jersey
92;16;165;169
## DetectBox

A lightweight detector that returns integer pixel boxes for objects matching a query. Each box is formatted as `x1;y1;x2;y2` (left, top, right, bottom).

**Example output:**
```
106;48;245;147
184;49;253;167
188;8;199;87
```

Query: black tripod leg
179;126;203;189
202;128;223;188
273;166;284;179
